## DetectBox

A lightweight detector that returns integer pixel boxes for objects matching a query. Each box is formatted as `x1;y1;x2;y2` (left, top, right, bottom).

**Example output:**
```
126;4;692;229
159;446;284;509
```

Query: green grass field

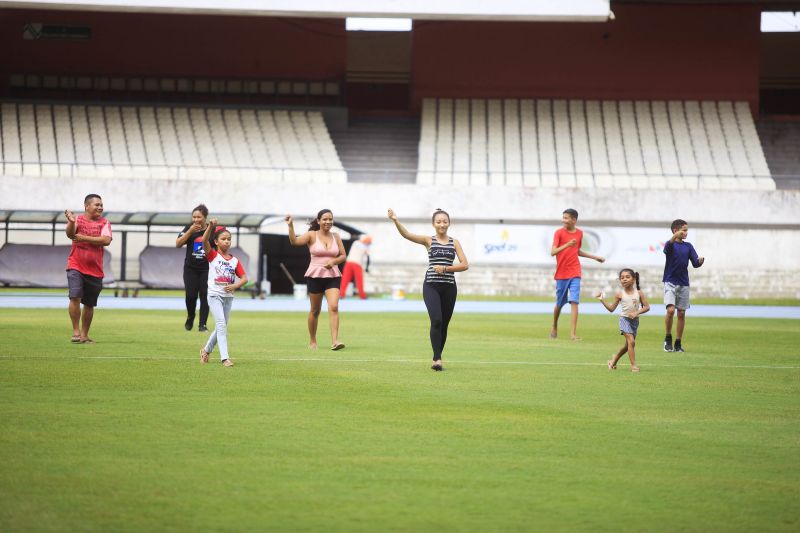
1;308;798;531
3;287;800;306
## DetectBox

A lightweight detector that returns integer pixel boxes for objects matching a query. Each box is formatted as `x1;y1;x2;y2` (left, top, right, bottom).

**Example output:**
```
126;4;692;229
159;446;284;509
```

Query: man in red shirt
550;208;604;340
65;194;113;343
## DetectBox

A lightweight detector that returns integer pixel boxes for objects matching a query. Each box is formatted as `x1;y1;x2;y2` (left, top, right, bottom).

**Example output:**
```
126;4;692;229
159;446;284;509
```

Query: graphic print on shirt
213;260;237;286
191;237;205;260
426;237;456;284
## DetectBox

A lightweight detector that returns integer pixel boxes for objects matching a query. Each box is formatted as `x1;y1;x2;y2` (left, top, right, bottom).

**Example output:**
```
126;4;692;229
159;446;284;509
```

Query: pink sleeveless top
304;232;342;278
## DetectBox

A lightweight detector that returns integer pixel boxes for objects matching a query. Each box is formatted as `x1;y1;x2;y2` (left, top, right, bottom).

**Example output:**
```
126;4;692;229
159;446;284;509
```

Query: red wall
0;9;346;79
411;4;761;108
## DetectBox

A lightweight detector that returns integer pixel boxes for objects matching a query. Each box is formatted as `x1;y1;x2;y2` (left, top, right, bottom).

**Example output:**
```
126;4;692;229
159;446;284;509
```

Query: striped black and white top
425;236;456;284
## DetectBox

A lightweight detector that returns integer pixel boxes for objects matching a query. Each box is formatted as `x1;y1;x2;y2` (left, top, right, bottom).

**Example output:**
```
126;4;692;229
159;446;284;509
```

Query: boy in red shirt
65;194;113;343
550;208;604;340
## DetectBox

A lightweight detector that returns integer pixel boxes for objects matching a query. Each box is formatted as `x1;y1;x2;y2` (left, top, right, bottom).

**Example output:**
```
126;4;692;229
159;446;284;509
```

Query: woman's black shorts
305;276;342;294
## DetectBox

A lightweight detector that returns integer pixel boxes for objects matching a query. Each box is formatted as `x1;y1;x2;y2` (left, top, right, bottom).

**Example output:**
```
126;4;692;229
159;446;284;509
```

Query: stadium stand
8;74;342;104
0;102;346;183
756;119;800;189
329;117;420;183
418;98;776;190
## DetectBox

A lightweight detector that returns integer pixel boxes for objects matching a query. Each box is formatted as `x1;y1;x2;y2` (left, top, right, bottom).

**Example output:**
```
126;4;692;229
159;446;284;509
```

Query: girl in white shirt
596;269;650;372
199;218;248;367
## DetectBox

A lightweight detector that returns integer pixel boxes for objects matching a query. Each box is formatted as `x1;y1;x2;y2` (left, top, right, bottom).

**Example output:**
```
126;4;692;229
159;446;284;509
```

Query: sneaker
674;340;684;352
198;325;208;332
185;317;194;331
664;335;673;352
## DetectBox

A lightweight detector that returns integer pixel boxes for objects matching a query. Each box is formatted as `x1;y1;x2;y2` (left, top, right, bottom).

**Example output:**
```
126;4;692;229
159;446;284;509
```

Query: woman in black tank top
388;208;469;371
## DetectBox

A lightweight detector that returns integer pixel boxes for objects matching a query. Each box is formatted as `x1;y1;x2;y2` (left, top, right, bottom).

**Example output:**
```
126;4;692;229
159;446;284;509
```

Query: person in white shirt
596;269;650;373
340;234;372;299
199;218;248;367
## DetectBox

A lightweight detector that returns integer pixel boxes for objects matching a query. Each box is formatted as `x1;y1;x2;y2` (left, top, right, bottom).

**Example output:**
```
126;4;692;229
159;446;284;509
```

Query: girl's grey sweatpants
204;294;234;361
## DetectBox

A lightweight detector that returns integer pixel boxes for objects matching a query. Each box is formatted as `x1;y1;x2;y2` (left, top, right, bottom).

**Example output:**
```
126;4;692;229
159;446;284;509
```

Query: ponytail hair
308;209;333;231
432;208;450;223
619;268;641;290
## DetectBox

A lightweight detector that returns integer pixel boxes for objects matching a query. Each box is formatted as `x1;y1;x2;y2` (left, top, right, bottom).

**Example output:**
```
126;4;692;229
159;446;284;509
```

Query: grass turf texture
1;309;798;531
3;287;800;306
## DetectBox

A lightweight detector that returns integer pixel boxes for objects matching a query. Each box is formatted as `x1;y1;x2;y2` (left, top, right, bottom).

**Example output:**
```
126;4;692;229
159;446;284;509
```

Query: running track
2;294;799;319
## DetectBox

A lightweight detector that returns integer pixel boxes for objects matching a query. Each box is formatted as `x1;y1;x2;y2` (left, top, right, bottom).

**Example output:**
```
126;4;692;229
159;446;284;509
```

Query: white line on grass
2;355;798;370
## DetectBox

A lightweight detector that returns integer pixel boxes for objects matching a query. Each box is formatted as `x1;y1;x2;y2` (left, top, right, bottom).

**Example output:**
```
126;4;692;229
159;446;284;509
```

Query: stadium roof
613;0;800;7
0;211;364;235
0;0;613;21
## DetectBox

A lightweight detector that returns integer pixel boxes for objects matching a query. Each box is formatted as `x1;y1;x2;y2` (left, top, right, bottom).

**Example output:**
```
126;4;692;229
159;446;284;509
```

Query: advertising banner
474;225;669;266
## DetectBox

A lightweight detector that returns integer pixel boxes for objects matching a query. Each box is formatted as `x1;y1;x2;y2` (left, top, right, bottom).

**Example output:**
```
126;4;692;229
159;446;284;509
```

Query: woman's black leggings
183;268;209;327
422;282;457;361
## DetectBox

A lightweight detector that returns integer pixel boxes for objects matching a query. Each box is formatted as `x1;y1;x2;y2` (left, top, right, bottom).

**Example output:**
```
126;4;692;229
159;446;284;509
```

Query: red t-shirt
552;227;583;280
66;215;112;278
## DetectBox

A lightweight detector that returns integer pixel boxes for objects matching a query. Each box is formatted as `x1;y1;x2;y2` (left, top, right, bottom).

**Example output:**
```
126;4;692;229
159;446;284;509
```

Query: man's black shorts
67;269;103;307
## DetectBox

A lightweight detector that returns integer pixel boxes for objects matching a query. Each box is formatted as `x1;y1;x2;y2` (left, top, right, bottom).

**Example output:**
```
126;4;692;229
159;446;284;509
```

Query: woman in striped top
388;208;469;371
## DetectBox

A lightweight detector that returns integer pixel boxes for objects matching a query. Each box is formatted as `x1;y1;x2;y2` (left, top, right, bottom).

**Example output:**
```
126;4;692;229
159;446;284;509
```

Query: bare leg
80;305;95;341
676;309;686;340
625;333;639;371
324;288;341;346
551;305;561;338
569;302;580;340
665;305;675;336
610;343;628;368
69;298;81;337
307;293;322;348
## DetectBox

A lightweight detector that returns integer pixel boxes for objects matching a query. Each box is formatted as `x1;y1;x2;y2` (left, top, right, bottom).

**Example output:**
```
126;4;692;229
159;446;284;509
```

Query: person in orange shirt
64;194;113;344
550;208;604;341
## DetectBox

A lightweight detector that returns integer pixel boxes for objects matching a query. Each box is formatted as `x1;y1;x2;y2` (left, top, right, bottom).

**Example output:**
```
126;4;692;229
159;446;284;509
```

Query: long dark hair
308;209;332;231
619;268;641;290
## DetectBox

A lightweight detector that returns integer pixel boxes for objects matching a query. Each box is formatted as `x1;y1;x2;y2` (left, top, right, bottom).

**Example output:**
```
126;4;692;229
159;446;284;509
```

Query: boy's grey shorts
664;282;690;310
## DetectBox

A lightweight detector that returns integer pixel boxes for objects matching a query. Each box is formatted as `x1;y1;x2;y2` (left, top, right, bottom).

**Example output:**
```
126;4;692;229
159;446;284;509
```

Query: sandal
631;366;640;373
607;360;617;370
331;343;345;351
199;348;209;364
80;338;95;344
222;359;234;367
71;335;81;343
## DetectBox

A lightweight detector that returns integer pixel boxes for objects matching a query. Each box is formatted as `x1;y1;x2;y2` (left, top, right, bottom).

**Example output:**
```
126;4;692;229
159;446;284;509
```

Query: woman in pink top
286;209;347;350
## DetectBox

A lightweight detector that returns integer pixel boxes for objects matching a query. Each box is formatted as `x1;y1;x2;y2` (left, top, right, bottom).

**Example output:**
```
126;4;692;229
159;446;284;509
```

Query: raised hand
285;215;294;226
64;210;76;223
209;218;218;226
387;208;397;221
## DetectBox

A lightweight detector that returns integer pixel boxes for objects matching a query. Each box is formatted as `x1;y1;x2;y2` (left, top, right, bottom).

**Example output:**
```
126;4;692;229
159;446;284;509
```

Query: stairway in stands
756;119;800;189
330;117;420;183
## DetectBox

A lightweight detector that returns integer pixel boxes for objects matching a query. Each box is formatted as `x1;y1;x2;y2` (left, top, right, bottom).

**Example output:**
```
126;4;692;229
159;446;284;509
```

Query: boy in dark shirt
663;219;705;352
